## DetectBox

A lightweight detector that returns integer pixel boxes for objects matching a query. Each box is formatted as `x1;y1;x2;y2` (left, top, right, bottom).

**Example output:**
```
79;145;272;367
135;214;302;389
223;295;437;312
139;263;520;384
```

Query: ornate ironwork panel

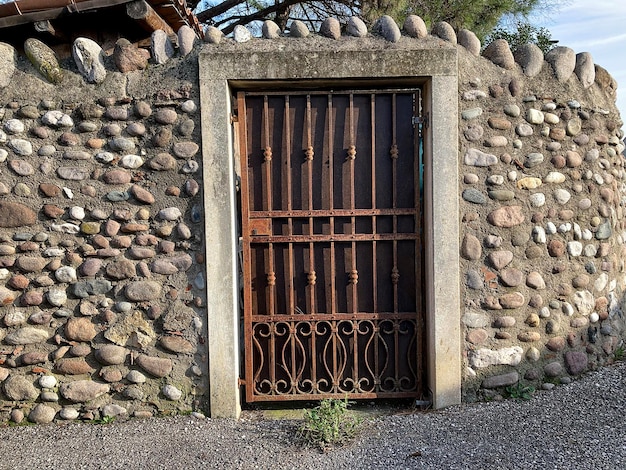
238;89;424;401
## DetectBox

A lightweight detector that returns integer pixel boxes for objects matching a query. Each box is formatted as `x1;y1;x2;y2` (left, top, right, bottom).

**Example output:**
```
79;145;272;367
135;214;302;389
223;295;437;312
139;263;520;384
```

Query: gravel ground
1;361;626;470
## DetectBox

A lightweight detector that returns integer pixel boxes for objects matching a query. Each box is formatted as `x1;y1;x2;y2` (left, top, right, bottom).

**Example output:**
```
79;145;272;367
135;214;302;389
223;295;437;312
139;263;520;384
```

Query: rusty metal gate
237;88;424;401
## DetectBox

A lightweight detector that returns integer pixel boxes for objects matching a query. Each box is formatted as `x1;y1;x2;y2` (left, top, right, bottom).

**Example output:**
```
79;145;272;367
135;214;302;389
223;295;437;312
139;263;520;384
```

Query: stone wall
0;36;206;424
0;14;623;423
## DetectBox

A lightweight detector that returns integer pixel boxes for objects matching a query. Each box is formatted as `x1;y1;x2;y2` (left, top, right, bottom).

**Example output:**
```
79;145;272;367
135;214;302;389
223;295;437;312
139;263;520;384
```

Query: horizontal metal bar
243;88;421;97
247;391;420;402
250;233;418;243
250;208;417;218
251;313;418;321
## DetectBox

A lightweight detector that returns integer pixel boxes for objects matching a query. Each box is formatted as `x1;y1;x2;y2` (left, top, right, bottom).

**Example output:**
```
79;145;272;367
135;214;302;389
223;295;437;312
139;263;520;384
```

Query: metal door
237;88;424;401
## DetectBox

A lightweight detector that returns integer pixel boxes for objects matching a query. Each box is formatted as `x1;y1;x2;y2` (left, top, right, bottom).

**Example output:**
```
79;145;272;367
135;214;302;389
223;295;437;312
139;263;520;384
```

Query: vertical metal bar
285;96;294;316
263;96;276;318
414;90;424;393
348;94;358;314
305;95;316;315
391;93;399;314
328;95;336;316
237;92;254;401
371;94;378;314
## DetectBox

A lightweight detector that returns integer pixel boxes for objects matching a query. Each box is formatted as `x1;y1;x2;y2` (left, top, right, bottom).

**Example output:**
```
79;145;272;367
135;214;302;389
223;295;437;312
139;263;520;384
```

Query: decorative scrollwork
267;271;276;286
263;146;272;162
307;270;316;286
346;145;356;160
349;269;358;285
305;146;314;161
390;144;399;159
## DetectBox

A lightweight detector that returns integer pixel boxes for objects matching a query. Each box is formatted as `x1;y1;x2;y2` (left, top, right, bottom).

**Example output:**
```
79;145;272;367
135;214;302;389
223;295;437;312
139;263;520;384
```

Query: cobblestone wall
0;14;623;423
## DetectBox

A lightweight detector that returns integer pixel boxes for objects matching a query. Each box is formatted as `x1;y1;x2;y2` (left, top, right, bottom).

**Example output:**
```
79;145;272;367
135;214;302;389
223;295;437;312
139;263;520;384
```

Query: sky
531;0;626;119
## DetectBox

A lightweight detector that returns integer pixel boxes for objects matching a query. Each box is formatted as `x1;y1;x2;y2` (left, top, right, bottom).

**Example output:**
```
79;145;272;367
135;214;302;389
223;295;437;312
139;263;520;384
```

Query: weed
298;398;362;451
504;382;535;401
93;415;115;425
614;345;625;361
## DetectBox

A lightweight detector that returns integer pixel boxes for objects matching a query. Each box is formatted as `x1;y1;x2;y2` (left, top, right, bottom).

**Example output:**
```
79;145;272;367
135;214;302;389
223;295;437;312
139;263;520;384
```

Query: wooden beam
126;0;174;36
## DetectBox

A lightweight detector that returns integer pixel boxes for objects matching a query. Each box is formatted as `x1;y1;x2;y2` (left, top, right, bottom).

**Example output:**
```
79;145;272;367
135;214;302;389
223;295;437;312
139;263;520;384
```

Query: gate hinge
238;377;246;387
412;113;429;128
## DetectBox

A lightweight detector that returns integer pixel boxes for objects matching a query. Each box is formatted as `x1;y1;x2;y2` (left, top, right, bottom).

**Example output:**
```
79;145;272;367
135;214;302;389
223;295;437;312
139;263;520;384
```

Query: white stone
0;268;9;280
544;112;559;124
532;226;546;244
469;347;523;368
59;408;80;420
4;119;24;134
589;312;599;323
69;206;85;220
181;100;197;113
508;171;517;181
526;347;541;362
546;222;557;234
573;290;594;315
126;370;146;384
44;248;65;257
595;273;608;292
594;173;604;185
584;244;597;257
39;375;57;389
582;229;593;240
539;307;550;318
51;223;79;234
63;187;74;199
96;152;115;163
573;223;582;240
543;172;566;184
486;175;504;185
42;110;73;128
233;25;252;43
162;384;182;400
47;289;67;306
72;37;106;84
554;189;571;204
159;207;182;221
558;223;572;233
55;266;77;283
0;149;7;162
120;154;144;169
526;108;544;125
567;241;583;257
529;193;545;207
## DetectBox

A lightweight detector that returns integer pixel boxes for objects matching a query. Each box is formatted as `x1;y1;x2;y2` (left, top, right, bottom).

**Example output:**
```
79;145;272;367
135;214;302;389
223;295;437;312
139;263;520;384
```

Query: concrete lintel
200;76;241;419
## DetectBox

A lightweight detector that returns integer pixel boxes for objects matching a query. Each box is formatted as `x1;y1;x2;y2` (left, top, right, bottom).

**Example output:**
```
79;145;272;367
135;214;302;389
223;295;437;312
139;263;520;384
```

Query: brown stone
487;117;511;130
103;170;131;184
43;204;64;218
526;271;546;289
499;292;525;309
525;313;540;327
149;153;177;171
15;256;46;272
517;331;541;342
39;183;61;197
546;337;566;351
460;233;482;260
487;251;513;270
104;220;121;236
528;294;543;308
99;367;124;383
549;128;566;140
487;206;525;227
135;354;172;378
551;155;566;168
125;281;161;301
65;317;97;342
500;268;523;287
8;274;29;290
525;245;544;260
565;150;582;167
547;240;566;257
55;358;94;375
80;258;102;277
466;329;488;345
159;335;194;353
572;274;590;288
130;185;155;204
153;128;172;147
121;223;149;233
564;351;588;375
0;202;36;227
59;380;109;403
21;290;43;306
20;351;49;365
113;38;148;72
493;316;515;328
105;259;136;280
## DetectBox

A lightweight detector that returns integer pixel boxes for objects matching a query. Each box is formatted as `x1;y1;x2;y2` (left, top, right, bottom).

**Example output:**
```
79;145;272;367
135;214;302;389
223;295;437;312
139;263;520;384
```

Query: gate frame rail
199;45;460;418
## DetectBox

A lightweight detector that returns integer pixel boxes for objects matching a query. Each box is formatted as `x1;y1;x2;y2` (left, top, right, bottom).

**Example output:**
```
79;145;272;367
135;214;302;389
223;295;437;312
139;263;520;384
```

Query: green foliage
504;382;535;401
614;345;625;361
298;398;363;450
487;20;556;53
93;415;115;425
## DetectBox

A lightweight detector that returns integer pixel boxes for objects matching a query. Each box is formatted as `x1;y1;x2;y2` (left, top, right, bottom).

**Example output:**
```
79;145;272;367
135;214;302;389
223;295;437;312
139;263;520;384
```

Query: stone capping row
0;12;614;95
204;15;610;92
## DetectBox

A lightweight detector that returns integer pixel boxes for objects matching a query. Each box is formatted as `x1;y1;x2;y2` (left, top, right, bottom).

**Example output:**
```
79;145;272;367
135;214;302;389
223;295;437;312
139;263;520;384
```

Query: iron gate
237;88;424;401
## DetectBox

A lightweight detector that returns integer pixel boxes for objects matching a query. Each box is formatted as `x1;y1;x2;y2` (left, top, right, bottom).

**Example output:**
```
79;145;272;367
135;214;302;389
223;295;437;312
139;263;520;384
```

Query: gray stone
103;404;127;417
482;371;519;389
126;281;161;301
95;345;127;365
564;351;588;375
403;15;427;38
57;167;89;181
545;46;576;82
126;370;147;384
574;52;595;88
319;18;341;40
59;380;109;403
72;279;112;298
464;148;497;166
482;39;515;69
162;384;182;400
28;404;56;424
544;362;563;377
262;20;281;39
461;233;481;260
431;21;456;43
462;188;486;204
346;17;368;37
72;37;106;84
55;266;77;283
0;42;16;88
289;20;309;38
373;15;401;42
24;38;63;84
59;408;80;420
204;26;224;44
151;30;175;64
513;43;544;77
3;376;38;401
461;108;482;120
5;327;50;345
9;139;32;156
488;190;515;202
177;25;197;56
173;141;199;158
159;335;194;353
462;310;488;328
595;220;612;240
457;29;480;56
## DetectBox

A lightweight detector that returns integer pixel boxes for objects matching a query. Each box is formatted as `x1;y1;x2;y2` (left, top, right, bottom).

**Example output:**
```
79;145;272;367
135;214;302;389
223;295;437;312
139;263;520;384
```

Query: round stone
162;384;182;400
126;370;147;384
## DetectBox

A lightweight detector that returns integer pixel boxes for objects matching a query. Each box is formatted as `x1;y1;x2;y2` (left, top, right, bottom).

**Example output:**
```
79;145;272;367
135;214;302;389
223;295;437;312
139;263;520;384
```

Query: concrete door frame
199;45;461;418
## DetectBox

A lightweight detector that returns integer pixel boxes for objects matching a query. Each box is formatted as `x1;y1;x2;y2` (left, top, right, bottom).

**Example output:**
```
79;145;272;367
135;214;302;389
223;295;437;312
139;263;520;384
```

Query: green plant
504;382;535;401
614;345;625;361
298;398;363;451
93;415;115;425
